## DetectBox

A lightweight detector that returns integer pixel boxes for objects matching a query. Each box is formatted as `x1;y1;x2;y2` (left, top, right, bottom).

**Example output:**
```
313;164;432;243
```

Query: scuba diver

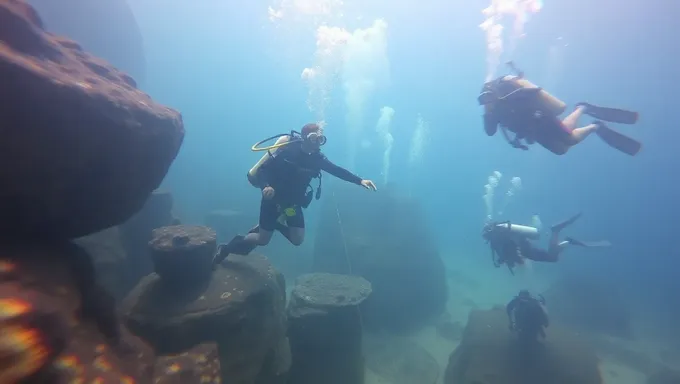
482;212;611;274
213;123;377;265
506;290;549;342
478;61;642;156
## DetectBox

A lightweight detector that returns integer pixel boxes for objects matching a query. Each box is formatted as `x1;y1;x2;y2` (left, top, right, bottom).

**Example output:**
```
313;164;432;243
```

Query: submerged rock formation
0;0;184;239
287;273;371;384
123;233;289;383
0;1;189;381
119;190;179;296
313;183;447;332
444;309;603;384
544;276;632;338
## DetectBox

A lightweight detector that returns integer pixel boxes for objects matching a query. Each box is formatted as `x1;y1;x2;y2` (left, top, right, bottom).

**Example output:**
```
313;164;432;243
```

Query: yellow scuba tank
502;75;567;116
247;135;291;187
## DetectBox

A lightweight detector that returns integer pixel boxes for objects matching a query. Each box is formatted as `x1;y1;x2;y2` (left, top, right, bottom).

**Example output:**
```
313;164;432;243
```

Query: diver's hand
262;186;275;199
360;180;377;191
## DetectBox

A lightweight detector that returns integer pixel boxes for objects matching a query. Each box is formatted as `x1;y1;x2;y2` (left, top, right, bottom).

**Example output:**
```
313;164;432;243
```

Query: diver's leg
562;105;587;130
277;207;305;246
568;123;599;144
550;212;582;233
244;198;277;246
524;246;559;262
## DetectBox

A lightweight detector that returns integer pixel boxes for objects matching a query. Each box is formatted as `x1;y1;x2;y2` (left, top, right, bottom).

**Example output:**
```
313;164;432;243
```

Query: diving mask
306;131;327;146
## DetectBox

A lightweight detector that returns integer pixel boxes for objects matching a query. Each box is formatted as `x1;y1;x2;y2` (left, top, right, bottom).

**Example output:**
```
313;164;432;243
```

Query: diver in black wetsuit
214;123;377;264
506;290;549;342
482;213;611;274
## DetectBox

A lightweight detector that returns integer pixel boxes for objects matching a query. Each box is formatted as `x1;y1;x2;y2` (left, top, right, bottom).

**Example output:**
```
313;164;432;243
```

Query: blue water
38;0;680;356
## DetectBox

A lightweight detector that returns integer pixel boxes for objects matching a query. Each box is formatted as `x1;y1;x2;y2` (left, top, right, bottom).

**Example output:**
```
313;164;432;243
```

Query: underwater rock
149;225;216;287
122;253;288;383
75;226;128;300
0;0;184;239
118;190;179;296
544;276;632;338
204;209;256;242
364;339;439;384
436;319;464;342
0;241;156;383
153;343;221;384
313;183;447;332
444;308;603;384
27;0;147;84
287;273;371;384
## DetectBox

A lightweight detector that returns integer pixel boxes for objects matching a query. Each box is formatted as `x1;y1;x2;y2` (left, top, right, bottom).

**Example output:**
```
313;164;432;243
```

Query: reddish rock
0;0;184;239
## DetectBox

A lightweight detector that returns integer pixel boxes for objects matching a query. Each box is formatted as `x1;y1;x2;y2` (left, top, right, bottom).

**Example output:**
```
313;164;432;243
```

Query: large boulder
543;276;632;338
123;250;289;384
313;183;447;332
287;273;371;384
0;0;184;239
444;309;603;384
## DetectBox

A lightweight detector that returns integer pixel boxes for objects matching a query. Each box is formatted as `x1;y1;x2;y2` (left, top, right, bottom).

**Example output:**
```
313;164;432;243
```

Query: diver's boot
577;102;639;124
595;121;642;156
213;235;258;265
550;212;582;233
564;237;612;248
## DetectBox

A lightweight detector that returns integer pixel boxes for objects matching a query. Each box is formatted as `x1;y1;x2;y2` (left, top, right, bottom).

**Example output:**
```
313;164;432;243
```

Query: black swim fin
579;103;639;124
551;212;582;233
565;237;611;248
595;122;642;156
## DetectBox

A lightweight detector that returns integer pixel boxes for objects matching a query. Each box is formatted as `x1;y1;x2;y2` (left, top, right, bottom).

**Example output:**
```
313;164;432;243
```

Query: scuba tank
248;133;297;188
501;75;567;117
495;222;540;240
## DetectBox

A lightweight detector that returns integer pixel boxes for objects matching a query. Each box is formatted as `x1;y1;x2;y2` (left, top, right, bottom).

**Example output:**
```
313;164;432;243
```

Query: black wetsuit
256;141;362;231
506;295;549;338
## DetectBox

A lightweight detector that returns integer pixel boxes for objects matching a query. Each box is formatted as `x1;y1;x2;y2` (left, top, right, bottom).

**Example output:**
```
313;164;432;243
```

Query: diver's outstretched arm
319;156;363;185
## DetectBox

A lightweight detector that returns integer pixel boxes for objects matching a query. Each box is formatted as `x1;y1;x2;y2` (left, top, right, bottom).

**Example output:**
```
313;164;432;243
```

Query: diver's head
300;123;326;153
518;290;531;300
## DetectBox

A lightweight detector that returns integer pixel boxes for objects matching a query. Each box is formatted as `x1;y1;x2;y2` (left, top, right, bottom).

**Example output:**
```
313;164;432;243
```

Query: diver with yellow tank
478;62;642;156
213;123;377;265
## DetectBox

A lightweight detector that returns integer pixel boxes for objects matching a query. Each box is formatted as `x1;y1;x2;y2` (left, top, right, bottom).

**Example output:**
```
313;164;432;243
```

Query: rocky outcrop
313;183;447;332
154;343;221;384
544;276;632;338
123;248;289;384
444;309;603;384
287;273;371;384
0;1;195;381
0;0;183;239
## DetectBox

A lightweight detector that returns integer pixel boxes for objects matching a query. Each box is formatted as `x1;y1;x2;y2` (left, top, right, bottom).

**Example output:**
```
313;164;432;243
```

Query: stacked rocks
123;245;290;384
287;273;372;384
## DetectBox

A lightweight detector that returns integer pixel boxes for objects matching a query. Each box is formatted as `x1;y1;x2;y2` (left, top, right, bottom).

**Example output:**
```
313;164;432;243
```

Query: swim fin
595;122;642;156
579;103;639;124
551;212;582;233
565;237;612;248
